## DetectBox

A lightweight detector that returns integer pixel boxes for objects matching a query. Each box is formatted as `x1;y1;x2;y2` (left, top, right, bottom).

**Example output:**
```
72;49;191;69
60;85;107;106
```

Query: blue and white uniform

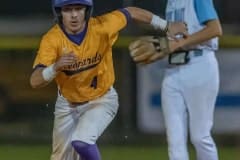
161;0;219;160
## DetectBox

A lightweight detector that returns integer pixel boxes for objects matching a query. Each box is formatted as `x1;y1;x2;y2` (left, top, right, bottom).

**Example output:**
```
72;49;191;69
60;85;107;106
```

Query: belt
67;88;112;107
188;50;203;58
168;49;204;65
70;101;89;106
58;91;89;106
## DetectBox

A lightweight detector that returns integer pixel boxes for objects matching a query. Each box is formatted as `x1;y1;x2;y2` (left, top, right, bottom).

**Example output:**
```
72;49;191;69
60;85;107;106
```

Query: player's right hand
167;22;188;38
54;53;78;72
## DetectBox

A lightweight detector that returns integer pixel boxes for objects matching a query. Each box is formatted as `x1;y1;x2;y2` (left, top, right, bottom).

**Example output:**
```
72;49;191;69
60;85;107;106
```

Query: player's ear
56;8;63;24
85;6;93;21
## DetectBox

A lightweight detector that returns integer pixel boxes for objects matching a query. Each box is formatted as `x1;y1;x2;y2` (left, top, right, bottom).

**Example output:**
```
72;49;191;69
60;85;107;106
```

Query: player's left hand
129;36;171;64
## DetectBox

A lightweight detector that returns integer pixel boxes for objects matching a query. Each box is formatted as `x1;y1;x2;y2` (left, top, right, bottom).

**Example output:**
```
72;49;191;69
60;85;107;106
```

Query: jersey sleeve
94;9;129;44
194;0;218;25
33;35;58;69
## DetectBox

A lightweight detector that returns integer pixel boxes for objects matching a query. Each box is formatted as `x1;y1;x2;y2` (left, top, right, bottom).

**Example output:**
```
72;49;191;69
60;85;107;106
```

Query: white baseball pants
50;87;119;160
161;51;219;160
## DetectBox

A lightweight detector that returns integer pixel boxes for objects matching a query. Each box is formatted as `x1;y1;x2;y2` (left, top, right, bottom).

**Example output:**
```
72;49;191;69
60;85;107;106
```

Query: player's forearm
179;19;222;49
30;66;56;88
125;7;168;31
125;7;152;23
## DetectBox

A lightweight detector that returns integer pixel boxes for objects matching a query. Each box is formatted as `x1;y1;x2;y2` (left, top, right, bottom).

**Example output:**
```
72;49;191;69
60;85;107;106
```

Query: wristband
150;14;168;32
42;64;57;81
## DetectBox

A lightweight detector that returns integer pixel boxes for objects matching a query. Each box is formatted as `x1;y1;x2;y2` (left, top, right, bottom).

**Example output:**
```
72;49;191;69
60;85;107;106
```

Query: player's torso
166;0;200;34
35;10;127;103
54;23;115;103
166;0;218;51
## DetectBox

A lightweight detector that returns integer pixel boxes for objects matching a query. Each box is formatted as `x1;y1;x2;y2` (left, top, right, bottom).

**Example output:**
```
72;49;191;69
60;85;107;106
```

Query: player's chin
69;27;81;34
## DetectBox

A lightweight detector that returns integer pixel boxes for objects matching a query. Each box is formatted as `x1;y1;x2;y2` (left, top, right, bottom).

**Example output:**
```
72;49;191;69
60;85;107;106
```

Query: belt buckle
168;51;189;65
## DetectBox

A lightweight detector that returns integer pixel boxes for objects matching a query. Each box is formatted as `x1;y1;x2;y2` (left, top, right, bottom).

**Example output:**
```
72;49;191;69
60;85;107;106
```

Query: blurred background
0;0;239;159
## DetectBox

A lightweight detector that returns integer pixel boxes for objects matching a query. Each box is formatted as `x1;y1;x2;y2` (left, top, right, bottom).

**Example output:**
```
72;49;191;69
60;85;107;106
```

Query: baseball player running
30;0;186;160
129;0;222;160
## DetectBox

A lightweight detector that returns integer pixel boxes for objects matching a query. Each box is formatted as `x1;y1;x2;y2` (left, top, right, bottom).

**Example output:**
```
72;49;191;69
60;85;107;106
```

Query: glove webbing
152;36;169;54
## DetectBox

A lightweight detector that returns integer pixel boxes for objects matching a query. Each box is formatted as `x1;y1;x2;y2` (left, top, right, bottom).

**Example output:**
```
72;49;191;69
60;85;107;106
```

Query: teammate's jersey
33;10;128;103
166;0;219;50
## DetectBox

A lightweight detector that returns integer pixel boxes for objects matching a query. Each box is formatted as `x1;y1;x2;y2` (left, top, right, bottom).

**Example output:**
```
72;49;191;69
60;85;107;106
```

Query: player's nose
71;9;78;17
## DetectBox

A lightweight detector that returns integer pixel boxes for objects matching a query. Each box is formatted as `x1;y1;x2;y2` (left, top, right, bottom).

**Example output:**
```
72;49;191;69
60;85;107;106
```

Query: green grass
0;144;239;160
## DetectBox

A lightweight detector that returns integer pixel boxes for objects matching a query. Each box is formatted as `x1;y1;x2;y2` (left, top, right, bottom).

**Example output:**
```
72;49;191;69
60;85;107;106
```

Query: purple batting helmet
52;0;93;23
54;0;93;8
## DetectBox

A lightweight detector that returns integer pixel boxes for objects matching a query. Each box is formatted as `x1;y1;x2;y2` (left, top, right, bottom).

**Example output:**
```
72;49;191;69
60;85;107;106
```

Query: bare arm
30;68;51;88
30;53;77;89
125;7;187;36
177;19;222;49
125;7;153;24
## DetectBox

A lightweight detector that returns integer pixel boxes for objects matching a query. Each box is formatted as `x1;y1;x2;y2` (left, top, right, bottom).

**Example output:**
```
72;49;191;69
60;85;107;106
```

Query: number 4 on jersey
90;76;98;89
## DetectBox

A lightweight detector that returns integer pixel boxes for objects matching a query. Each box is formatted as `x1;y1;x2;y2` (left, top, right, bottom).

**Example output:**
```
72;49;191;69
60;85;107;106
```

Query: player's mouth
71;21;79;26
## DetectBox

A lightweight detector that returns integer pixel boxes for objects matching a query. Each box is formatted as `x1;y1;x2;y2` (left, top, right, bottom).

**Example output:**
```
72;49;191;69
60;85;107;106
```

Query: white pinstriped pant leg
51;94;80;160
51;87;119;160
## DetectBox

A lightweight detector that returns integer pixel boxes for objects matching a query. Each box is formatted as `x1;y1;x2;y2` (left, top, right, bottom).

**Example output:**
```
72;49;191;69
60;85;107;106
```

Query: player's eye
75;6;86;12
62;7;71;12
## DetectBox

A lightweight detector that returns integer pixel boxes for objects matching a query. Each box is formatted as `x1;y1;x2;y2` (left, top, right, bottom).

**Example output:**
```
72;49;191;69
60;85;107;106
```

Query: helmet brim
55;0;92;7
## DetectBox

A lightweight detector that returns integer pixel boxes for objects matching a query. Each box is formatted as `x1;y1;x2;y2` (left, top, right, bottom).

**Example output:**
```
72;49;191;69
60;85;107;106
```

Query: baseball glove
129;36;170;64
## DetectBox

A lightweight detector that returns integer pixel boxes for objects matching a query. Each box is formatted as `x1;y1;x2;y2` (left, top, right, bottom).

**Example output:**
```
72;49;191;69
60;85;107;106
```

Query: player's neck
64;21;86;35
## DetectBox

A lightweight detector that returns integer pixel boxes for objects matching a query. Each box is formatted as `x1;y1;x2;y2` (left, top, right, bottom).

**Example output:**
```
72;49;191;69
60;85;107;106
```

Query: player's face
61;4;86;34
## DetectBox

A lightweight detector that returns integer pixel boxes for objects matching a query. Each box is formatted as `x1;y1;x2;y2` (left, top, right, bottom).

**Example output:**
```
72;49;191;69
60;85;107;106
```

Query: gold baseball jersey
33;10;128;103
